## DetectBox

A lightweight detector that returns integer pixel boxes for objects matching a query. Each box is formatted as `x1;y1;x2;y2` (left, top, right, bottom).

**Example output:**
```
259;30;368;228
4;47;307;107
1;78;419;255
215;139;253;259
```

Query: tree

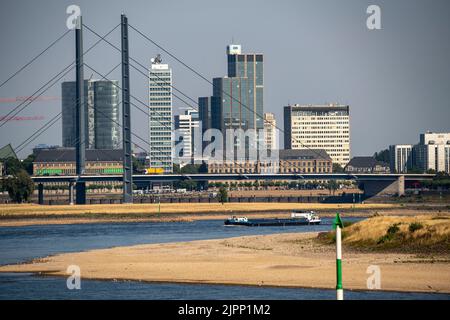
408;166;423;174
373;149;390;163
173;164;202;190
2;153;37;175
21;154;36;175
435;171;449;179
3;170;34;203
333;163;344;173
326;180;339;195
173;163;201;174
132;156;145;174
3;157;23;175
218;186;228;204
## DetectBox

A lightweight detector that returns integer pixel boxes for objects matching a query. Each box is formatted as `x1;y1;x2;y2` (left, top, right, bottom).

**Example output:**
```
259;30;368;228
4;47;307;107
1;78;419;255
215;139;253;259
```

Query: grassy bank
319;215;450;253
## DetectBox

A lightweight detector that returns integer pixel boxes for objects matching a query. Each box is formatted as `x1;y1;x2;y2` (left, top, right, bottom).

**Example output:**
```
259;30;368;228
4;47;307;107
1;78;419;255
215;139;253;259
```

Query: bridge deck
28;173;435;183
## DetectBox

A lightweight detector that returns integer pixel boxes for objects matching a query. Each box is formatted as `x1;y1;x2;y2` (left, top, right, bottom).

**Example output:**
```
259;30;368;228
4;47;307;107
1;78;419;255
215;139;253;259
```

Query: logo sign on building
227;44;242;55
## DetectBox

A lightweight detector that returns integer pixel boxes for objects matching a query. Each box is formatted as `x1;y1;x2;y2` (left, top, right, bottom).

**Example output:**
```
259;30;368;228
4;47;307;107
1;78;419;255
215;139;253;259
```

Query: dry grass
319;215;450;252
0;202;397;217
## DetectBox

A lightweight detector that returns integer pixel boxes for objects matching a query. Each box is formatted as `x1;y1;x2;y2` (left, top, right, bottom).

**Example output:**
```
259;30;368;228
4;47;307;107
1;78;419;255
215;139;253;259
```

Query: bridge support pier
75;182;86;205
121;14;133;204
360;175;405;198
69;182;74;205
38;183;44;205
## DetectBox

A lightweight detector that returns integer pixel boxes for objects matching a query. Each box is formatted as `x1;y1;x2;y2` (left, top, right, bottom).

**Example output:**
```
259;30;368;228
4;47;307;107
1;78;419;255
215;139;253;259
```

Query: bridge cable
0;23;120;130
0;29;71;90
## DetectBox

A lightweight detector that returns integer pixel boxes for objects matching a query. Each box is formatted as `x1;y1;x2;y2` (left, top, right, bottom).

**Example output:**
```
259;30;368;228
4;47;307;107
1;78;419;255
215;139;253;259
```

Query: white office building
263;113;277;151
414;132;450;173
174;108;200;166
389;144;413;173
148;54;173;173
284;104;350;167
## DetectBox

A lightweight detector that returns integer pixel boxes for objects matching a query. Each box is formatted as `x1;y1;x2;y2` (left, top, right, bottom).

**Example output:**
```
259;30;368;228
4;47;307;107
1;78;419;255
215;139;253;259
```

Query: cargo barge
224;211;321;227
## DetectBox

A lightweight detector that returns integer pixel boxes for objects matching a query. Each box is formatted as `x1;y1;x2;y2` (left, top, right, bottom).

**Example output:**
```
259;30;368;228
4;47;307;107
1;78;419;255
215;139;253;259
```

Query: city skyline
0;0;449;159
1;1;450;305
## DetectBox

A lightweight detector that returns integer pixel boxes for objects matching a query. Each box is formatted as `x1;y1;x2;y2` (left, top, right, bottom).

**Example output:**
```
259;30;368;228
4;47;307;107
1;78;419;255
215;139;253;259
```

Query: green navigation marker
334;212;344;300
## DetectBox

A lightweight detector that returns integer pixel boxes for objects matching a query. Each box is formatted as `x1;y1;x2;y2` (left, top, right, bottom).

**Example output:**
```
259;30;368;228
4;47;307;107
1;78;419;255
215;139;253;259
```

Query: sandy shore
1;232;449;293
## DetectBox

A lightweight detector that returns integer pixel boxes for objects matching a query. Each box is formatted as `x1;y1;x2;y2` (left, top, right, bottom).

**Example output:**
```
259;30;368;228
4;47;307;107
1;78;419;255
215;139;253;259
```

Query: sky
0;0;449;159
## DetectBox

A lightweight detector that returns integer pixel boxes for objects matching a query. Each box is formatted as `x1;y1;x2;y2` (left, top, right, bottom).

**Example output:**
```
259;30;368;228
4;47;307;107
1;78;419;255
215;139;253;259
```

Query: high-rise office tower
414;132;450;173
389;144;413;173
284;104;350;167
174;108;200;165
148;54;173;173
62;80;120;150
199;44;264;160
226;44;264;131
198;96;220;134
263;113;277;151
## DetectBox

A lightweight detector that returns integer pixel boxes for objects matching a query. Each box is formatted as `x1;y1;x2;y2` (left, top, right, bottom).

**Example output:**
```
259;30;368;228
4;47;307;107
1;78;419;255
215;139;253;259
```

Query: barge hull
224;219;320;227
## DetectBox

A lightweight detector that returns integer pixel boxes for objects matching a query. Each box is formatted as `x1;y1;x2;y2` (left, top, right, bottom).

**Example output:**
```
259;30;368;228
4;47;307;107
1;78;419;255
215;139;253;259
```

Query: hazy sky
1;0;449;158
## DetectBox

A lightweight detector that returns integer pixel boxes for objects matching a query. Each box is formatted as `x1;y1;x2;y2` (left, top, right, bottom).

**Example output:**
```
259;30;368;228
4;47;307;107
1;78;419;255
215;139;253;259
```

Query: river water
0;218;449;300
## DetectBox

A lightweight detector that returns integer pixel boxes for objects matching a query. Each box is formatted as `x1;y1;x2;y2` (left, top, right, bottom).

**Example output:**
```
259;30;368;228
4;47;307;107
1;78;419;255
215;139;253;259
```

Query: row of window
292;131;349;134
34;167;123;176
150;72;171;76
209;167;331;174
150;102;172;106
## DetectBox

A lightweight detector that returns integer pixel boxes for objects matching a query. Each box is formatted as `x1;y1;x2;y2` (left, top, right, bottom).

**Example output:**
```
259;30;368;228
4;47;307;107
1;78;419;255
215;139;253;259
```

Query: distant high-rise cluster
53;42;450;178
391;132;450;174
59;44;359;175
62;80;120;150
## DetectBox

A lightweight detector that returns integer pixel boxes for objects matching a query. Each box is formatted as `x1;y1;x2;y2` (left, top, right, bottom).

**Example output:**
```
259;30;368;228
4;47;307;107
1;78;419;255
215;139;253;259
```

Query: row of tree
1;156;35;203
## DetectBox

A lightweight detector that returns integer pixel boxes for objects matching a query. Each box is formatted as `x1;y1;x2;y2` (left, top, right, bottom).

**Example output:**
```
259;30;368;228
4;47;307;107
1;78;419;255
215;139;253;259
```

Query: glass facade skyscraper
91;81;120;150
226;45;264;131
199;44;264;160
148;55;173;173
62;80;120;150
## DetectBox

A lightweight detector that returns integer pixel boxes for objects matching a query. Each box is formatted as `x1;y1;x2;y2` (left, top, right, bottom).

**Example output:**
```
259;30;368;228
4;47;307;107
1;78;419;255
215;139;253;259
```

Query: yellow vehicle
144;167;165;175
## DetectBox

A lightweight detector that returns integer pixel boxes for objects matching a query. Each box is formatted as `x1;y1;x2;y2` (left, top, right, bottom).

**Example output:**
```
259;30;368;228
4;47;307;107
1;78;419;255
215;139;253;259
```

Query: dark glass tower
62;80;120;150
198;45;264;160
226;45;264;131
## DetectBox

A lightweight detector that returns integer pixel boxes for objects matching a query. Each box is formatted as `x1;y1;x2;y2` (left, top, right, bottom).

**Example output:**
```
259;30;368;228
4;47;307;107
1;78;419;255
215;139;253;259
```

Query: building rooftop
345;156;388;168
0;144;18;160
279;149;331;161
285;104;349;112
34;148;124;163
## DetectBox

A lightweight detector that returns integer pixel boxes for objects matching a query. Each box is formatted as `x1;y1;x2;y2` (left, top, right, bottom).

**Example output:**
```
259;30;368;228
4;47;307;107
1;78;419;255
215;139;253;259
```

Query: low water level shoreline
1;230;449;294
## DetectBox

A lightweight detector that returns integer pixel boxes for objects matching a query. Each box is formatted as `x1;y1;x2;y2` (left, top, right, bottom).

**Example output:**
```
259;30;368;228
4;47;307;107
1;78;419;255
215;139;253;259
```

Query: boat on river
224;210;321;227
